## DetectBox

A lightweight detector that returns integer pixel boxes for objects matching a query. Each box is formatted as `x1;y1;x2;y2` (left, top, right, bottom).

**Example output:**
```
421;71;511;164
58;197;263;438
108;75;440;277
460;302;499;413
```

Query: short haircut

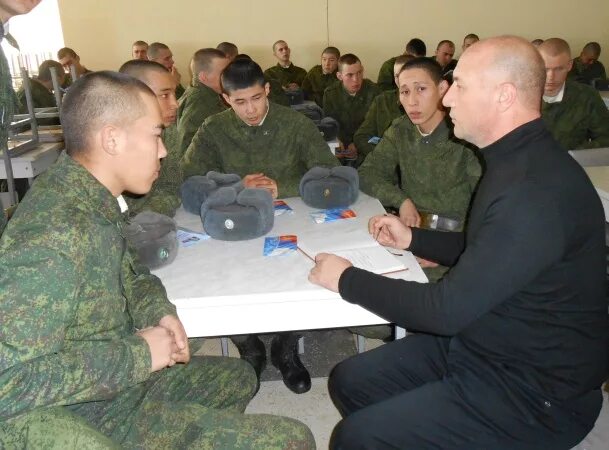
338;53;361;71
531;39;544;47
583;42;601;57
398;57;444;84
394;54;414;67
60;71;155;156
148;42;170;59
118;59;169;84
192;48;226;75
37;60;64;82
538;38;571;58
464;33;479;42
57;47;77;60
272;40;287;52
217;42;238;57
437;40;455;50
132;40;148;48
405;38;426;57
322;46;340;58
221;58;266;94
235;54;252;61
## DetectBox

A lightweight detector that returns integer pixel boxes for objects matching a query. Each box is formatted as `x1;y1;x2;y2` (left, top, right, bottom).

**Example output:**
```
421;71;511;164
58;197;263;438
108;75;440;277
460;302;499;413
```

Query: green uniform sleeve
0;242;151;421
376;58;396;92
181;121;222;179
358;125;408;208
353;96;382;161
577;92;609;149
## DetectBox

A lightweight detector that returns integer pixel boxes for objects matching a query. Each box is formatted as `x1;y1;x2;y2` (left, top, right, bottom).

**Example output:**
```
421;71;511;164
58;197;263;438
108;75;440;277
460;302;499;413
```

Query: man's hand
171;65;181;85
159;314;190;364
286;82;300;91
399;198;421;227
137;326;179;372
416;257;439;268
336;143;358;159
243;173;278;198
369;214;413;250
308;253;353;292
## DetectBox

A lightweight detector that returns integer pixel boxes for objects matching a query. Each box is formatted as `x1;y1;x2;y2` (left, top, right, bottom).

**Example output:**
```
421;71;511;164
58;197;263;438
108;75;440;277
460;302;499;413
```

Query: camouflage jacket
542;81;609;150
16;78;57;113
0;152;176;420
125;124;182;217
177;82;227;158
359;115;481;221
376;56;398;91
323;79;381;147
264;63;307;88
301;65;338;107
267;77;290;106
175;83;185;99
0;35;14;233
353;89;403;163
568;57;607;85
181;102;339;198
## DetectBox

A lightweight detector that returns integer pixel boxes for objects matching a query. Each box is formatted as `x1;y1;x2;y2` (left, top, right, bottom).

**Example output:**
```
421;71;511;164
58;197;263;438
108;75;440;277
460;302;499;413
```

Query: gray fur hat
200;186;274;241
125;211;178;269
180;171;243;214
299;166;359;209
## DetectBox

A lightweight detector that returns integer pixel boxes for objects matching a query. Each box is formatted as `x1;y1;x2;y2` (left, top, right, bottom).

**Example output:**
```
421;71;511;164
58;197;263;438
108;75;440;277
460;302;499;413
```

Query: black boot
232;335;267;388
271;332;311;394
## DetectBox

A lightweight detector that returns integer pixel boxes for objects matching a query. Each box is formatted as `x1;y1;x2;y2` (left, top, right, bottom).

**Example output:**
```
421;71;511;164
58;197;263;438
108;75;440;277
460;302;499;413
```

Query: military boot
271;332;311;394
232;334;266;390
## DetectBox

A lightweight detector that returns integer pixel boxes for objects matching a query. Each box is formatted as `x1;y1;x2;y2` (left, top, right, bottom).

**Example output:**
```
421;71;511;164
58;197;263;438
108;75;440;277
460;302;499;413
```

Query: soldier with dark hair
182;58;339;394
539;38;609;149
57;47;92;79
569;41;607;85
323;53;381;164
461;33;479;53
377;38;427;91
264;40;307;90
217;41;239;61
0;70;314;449
16;59;65;115
148;42;185;98
302;46;340;106
119;59;182;216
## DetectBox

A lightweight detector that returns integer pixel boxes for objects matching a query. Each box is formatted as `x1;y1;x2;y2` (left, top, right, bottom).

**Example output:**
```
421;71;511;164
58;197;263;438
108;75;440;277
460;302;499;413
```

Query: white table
0;142;63;184
585;166;609;222
153;193;427;342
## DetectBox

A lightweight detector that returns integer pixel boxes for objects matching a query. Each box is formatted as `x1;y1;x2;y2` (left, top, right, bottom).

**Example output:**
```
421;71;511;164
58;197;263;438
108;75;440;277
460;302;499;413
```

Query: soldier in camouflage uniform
176;48;229;158
301;46;340;107
119;60;183;217
323;53;382;164
353;54;411;165
182;58;338;395
539;38;609;150
568;42;607;85
264;40;307;89
0;71;314;449
148;42;185;99
16;60;64;113
376;38;427;91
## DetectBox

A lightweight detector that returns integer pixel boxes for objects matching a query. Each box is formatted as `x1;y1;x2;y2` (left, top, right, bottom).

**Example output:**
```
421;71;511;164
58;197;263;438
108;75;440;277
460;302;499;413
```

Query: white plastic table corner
153;193;428;338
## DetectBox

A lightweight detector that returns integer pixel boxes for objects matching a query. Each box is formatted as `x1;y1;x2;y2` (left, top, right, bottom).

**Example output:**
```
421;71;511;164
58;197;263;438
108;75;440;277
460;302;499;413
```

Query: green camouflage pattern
0;37;15;233
542;80;609;150
177;82;227;159
182;102;339;198
353;89;403;164
323;79;382;146
0;153;313;448
568;57;607;85
125;124;182;217
264;63;307;88
16;78;57;113
267;77;290;106
376;56;398;91
301;65;338;107
359;115;481;221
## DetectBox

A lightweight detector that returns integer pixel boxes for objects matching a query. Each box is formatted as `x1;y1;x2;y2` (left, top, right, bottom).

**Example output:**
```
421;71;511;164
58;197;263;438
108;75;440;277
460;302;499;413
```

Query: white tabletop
153;193;427;337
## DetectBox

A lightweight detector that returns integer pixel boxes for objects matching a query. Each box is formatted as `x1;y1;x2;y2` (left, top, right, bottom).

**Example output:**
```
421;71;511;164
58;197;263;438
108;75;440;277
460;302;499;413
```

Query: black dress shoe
271;332;311;394
233;335;267;382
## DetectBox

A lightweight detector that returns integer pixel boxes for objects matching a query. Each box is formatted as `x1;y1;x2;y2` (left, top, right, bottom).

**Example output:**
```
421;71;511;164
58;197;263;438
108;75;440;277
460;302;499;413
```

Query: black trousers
328;334;600;450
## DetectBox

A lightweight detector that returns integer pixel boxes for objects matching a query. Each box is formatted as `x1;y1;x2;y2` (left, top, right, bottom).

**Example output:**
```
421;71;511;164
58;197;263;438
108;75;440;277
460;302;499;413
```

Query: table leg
356;334;366;353
220;337;229;356
298;336;304;355
395;326;407;339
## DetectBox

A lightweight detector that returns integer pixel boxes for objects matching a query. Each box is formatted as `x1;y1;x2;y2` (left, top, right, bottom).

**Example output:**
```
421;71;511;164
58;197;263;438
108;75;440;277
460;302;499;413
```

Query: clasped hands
137;314;190;372
308;214;413;292
244;173;278;199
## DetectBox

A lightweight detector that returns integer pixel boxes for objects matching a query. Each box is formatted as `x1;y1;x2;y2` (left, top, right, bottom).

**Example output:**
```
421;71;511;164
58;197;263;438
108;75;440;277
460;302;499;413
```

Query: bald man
310;36;608;449
538;38;609;150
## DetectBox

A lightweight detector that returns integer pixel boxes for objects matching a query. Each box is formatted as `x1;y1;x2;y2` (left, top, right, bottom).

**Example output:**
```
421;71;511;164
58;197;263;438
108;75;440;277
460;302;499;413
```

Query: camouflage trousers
2;356;314;449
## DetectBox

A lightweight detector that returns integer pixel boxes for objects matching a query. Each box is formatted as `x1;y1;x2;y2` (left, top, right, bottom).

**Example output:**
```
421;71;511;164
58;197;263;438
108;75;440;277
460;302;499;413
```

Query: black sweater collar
481;118;546;166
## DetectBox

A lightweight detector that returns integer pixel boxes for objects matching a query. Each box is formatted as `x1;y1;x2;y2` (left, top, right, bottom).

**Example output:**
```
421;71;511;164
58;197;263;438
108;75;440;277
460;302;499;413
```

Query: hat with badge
124;211;179;269
299;166;359;209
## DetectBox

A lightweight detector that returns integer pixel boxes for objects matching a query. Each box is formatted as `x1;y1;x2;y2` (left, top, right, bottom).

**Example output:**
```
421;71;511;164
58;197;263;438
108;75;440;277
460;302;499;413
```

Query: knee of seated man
330;414;378;450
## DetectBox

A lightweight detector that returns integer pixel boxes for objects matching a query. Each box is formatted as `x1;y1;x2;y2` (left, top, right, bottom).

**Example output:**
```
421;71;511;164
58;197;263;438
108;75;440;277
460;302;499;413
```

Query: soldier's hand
416;256;439;268
244;173;278;198
159;314;190;364
308;253;352;292
286;82;300;91
137;326;179;372
399;199;421;227
369;214;413;250
243;173;266;189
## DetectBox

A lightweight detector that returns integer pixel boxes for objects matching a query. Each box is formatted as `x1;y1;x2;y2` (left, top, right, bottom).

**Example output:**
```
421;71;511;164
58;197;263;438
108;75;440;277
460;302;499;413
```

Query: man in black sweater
309;36;609;449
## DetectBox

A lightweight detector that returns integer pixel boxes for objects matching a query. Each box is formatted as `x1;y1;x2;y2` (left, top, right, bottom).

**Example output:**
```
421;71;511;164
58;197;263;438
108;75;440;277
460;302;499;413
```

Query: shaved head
537;38;572;97
538;38;571;58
